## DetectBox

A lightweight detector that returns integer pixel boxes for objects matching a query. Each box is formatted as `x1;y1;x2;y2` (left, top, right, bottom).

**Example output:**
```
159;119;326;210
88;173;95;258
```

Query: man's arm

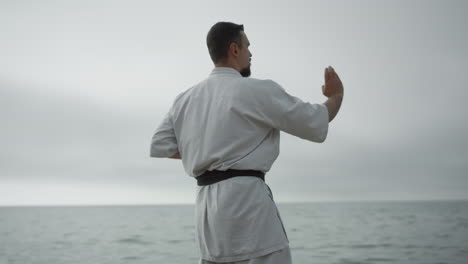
150;112;180;159
322;66;344;122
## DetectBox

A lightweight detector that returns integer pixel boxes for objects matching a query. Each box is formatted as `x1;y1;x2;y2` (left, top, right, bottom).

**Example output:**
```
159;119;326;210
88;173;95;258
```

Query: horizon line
1;197;467;208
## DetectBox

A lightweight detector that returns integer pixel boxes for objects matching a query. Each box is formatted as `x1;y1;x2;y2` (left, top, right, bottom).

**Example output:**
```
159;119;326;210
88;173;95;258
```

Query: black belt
196;169;265;186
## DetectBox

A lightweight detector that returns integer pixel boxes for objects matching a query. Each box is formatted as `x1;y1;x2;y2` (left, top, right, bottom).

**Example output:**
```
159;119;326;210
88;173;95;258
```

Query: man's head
206;22;252;77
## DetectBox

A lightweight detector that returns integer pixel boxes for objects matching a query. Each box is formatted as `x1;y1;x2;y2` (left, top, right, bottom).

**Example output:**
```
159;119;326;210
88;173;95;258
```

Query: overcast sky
1;0;467;206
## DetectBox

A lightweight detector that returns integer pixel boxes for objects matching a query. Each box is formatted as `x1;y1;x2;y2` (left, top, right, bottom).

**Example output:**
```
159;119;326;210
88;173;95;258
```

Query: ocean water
1;200;467;264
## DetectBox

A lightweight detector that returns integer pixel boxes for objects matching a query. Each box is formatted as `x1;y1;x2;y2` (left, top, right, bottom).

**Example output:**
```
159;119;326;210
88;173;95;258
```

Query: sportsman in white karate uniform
150;22;344;264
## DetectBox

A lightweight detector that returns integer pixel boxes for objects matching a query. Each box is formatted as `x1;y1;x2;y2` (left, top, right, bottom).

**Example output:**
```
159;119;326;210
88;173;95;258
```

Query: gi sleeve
257;80;329;143
150;110;179;158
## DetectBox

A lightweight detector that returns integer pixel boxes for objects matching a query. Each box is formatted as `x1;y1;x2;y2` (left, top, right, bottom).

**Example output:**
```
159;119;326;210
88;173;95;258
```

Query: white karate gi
151;67;329;263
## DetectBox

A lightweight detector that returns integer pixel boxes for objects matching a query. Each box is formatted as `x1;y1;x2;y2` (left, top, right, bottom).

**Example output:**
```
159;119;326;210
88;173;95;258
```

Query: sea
1;200;467;264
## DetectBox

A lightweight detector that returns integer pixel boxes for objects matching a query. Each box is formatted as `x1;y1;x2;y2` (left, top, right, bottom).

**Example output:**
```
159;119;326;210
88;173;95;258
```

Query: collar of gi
210;67;242;77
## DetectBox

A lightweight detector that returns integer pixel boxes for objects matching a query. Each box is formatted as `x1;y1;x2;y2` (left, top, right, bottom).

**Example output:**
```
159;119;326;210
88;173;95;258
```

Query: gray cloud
1;0;467;205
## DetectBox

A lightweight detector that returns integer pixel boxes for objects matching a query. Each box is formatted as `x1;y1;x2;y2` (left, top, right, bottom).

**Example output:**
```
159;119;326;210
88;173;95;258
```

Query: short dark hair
206;22;244;64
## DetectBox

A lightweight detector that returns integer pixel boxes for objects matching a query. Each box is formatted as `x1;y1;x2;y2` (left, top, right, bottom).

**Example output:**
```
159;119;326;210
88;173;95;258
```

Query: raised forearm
324;94;343;122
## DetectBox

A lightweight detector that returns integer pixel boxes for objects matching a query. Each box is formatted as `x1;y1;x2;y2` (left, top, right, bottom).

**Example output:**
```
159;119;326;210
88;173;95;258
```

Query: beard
240;65;251;77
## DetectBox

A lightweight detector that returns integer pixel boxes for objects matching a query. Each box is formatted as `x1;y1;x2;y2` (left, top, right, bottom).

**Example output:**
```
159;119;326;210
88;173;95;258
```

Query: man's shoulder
172;79;208;104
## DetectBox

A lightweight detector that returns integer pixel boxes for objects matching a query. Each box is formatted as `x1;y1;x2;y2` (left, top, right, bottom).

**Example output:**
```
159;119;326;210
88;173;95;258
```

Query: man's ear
228;42;239;57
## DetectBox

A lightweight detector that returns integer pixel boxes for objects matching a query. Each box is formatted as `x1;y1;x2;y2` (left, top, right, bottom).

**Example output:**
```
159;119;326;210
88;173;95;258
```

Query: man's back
170;67;280;177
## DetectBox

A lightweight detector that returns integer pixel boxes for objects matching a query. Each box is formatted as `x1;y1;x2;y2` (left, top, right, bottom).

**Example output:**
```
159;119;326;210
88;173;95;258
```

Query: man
150;22;343;264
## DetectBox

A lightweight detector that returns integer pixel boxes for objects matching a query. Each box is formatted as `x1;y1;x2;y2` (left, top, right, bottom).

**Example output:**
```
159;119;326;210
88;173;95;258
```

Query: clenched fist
322;66;344;98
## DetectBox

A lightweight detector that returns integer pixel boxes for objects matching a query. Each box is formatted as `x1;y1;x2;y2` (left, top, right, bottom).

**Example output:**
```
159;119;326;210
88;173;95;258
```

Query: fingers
328;66;341;81
325;66;337;82
331;66;340;78
329;66;335;76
